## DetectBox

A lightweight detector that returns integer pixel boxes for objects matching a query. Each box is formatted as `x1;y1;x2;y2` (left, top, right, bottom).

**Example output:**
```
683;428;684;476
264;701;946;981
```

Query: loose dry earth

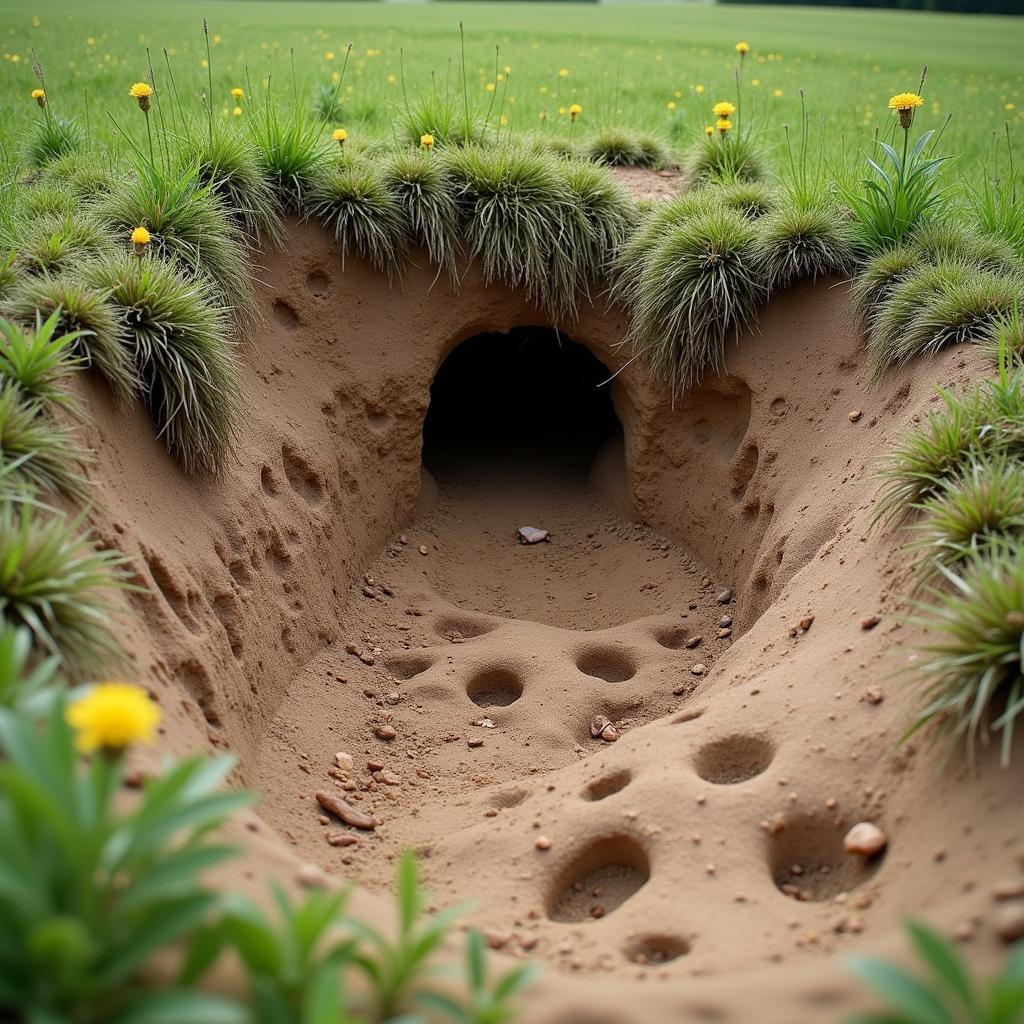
72;179;1024;1021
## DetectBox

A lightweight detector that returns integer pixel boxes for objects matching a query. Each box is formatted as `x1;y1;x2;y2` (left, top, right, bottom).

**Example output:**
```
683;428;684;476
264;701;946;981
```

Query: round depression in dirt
466;666;524;707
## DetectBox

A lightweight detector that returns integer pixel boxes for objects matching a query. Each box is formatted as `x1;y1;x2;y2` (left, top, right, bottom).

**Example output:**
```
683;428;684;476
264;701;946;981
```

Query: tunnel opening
422;326;623;485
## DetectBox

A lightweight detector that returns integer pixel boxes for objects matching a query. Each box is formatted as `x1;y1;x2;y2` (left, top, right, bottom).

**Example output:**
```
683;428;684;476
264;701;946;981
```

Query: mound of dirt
75;214;1024;1022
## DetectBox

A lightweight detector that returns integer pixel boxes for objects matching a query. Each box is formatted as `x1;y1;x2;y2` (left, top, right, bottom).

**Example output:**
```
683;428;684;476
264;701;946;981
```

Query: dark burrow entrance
422;327;623;483
407;324;716;629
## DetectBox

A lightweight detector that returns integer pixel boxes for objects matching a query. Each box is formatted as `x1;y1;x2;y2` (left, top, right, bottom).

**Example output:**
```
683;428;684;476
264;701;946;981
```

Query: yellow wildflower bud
333;127;347;146
420;133;435;149
230;87;244;99
735;41;751;56
716;118;733;134
129;81;153;111
888;91;924;129
31;87;46;109
66;682;161;754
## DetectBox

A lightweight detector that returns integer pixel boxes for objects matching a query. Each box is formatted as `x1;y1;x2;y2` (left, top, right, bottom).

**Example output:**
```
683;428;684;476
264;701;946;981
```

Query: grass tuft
909;454;1024;583
908;220;1021;272
380;148;460;277
607;189;715;311
186;126;283;246
585;129;644;167
718;180;778;220
851;244;923;324
307;159;408;278
9;210;115;276
249;103;326;213
754;203;857;290
84;253;240;475
908;541;1024;766
560;159;633;302
871;260;1024;369
2;274;138;404
24;116;84;168
0;384;88;501
687;132;768;185
0;310;82;411
627;206;766;394
98;162;257;324
0;499;130;676
39;152;117;204
875;368;1024;520
985;307;1024;364
445;145;582;319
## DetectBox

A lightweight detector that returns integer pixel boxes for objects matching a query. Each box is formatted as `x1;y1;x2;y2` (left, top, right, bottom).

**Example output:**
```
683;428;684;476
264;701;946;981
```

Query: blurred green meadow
1;0;1023;177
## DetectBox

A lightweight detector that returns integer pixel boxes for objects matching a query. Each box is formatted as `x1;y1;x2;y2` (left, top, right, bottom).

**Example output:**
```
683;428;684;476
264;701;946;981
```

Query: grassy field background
1;1;1023;177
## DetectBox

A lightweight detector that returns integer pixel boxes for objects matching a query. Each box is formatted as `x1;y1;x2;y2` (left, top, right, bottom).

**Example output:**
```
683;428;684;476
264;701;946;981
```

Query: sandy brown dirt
74;218;1024;1022
609;165;685;201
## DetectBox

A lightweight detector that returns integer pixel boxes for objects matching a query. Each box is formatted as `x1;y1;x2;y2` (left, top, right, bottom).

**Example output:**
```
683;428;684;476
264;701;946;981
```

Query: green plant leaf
847;955;956;1024
109;990;251;1024
904;921;978;1014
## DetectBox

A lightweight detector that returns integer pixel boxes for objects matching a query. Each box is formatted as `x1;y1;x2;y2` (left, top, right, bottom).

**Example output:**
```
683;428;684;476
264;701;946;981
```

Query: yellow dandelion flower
713;101;736;117
232;105;242;116
230;87;244;99
387;73;396;84
735;41;751;55
1007;103;1016;111
333;127;347;145
326;51;335;61
667;100;677;110
694;84;705;94
751;78;760;87
888;91;924;111
773;89;783;97
30;87;46;109
569;102;582;122
558;68;570;78
889;91;924;128
716;118;733;134
705;125;715;136
131;226;151;245
496;73;505;82
485;82;495;93
420;133;435;148
129;81;153;110
66;682;160;753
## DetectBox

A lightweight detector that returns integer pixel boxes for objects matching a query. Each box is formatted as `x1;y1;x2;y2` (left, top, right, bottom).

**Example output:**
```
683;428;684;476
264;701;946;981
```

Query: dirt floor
73;183;1024;1021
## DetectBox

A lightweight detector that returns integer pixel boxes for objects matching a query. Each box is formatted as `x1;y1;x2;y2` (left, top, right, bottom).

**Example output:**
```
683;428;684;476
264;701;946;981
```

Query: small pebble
848;410;863;423
296;863;327;888
535;835;553;850
843;822;888;858
995;903;1024;944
